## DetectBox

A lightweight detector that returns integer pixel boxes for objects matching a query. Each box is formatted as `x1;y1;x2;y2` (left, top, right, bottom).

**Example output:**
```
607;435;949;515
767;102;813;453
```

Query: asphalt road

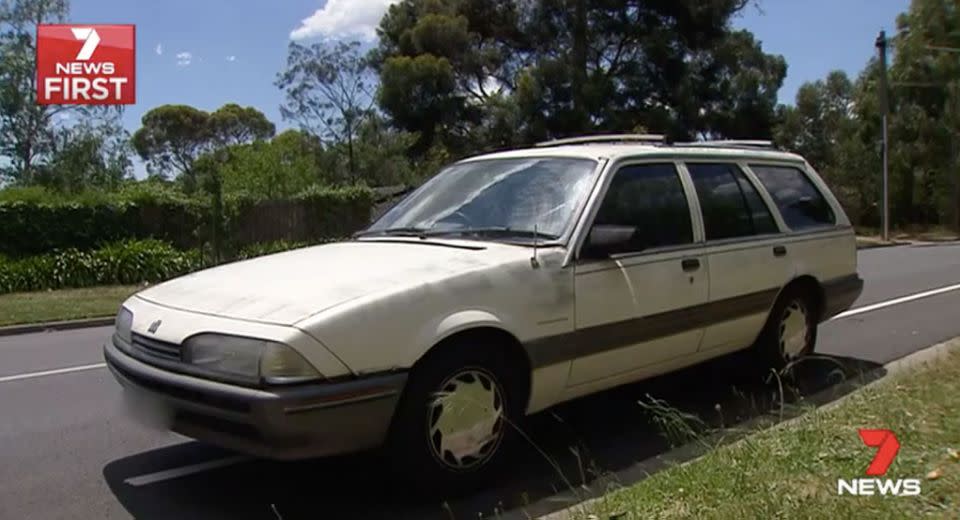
1;242;959;520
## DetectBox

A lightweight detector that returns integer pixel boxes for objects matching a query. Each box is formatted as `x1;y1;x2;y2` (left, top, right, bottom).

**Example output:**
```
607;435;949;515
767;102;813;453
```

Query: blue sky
68;0;909;137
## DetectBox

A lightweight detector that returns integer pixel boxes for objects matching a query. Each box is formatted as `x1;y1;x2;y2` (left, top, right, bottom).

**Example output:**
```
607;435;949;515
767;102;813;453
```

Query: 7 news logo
837;429;922;496
36;24;135;105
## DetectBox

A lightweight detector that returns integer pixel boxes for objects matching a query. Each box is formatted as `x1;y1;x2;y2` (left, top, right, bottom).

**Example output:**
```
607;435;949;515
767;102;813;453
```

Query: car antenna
531;224;541;269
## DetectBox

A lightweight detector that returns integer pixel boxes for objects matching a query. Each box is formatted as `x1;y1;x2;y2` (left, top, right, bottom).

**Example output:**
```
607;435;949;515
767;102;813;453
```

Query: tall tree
889;0;960;229
0;0;69;184
277;40;375;181
131;103;274;192
374;0;783;152
39;107;132;192
131;104;211;190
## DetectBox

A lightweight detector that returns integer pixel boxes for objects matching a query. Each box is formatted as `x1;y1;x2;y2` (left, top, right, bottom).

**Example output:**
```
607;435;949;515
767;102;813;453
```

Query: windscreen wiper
424;227;560;240
353;227;429;238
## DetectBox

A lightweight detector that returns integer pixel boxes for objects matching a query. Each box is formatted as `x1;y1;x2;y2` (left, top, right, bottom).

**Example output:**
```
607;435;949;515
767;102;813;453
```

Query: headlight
115;307;133;344
181;334;322;385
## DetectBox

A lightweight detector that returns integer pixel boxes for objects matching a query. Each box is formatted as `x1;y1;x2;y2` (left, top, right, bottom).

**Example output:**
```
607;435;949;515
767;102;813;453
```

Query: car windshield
363;158;598;241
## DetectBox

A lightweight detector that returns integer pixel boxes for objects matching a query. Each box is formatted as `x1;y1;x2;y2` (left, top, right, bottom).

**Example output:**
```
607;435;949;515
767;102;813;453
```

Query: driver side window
593;163;694;253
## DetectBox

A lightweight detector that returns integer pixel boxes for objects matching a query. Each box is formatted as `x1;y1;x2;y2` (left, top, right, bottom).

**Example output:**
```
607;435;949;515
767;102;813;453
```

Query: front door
569;162;709;386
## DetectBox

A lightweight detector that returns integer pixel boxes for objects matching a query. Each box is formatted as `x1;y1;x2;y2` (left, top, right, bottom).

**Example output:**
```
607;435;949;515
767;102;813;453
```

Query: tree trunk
211;172;223;265
348;132;356;183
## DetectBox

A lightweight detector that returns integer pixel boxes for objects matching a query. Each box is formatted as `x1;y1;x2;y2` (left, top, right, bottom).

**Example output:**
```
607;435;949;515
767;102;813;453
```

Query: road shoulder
535;336;960;520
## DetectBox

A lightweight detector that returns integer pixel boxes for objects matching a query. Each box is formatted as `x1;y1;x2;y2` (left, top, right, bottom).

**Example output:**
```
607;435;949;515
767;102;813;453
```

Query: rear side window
750;165;836;230
594;163;693;251
687;163;778;241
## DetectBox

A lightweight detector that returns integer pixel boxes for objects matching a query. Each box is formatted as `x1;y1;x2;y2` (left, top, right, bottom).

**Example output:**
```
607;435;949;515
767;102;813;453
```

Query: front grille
132;333;181;361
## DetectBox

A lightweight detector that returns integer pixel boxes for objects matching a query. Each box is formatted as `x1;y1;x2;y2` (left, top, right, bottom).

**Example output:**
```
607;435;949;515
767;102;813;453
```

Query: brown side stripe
524;288;780;368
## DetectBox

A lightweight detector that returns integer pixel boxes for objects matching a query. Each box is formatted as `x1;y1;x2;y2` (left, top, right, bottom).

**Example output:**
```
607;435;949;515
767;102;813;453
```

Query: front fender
409;309;509;362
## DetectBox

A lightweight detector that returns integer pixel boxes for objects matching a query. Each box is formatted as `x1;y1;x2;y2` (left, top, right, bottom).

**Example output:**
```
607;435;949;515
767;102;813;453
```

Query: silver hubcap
427;368;505;470
780;300;809;360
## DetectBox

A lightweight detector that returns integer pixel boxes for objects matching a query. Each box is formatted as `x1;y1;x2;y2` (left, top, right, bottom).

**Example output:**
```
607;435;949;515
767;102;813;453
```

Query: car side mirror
582;225;637;259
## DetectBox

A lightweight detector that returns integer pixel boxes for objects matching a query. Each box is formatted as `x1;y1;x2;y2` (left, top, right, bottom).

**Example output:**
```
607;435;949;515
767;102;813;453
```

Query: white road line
831;282;960;321
0;363;106;383
1;283;959;387
124;455;252;486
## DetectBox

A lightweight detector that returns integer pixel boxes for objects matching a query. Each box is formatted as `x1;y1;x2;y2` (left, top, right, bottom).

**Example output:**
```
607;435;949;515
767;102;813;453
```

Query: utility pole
876;30;891;242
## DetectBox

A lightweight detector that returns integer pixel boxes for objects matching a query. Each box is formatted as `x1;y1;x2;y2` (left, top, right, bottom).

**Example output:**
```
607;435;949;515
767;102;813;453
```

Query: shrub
235;238;344;260
236;240;311;260
0;187;204;258
0;183;373;259
0;240;201;295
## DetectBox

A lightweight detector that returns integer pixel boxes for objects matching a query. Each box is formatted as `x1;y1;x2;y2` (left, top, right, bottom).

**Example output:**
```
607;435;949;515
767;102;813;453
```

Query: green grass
581;345;960;519
0;285;141;327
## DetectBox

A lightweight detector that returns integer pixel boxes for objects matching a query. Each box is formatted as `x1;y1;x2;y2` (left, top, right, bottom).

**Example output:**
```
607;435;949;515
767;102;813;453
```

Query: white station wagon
105;135;863;490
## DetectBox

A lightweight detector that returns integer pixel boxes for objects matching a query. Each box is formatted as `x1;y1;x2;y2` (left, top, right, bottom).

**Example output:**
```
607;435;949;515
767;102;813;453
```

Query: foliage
0;0;68;184
236;240;313;260
0;239;200;294
340;114;418;186
0;181;374;259
35;108;133;192
131;104;212;184
374;0;785;153
131;103;275;192
217;130;329;199
586;348;960;519
0;186;204;257
208;103;276;147
775;0;960;230
277;40;375;180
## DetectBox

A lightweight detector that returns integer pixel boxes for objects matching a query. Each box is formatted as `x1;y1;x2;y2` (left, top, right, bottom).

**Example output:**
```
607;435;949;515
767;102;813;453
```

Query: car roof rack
534;134;666;147
676;140;777;151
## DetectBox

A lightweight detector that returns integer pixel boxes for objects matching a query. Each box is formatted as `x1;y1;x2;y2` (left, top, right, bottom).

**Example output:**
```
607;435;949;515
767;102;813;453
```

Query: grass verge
578;348;960;519
0;285;140;327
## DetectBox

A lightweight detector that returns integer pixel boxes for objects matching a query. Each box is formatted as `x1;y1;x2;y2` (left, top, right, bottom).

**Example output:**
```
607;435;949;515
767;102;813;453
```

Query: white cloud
226;55;236;62
290;0;399;41
176;51;192;67
155;43;163;56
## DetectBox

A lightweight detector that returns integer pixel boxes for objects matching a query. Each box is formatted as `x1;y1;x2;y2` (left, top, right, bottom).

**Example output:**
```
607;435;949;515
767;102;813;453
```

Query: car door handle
773;245;787;257
681;258;701;272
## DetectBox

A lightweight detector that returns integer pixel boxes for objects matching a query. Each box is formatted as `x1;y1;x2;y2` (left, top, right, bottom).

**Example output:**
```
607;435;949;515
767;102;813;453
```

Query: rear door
569;162;708;386
747;162;856;288
683;162;794;354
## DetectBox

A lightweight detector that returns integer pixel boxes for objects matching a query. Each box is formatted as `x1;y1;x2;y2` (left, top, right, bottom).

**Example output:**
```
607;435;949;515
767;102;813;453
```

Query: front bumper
104;340;406;460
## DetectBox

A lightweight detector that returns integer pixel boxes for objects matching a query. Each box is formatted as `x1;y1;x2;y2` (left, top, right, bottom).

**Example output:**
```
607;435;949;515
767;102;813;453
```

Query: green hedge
0;185;204;258
0;239;201;294
0;184;373;259
235;238;344;260
236;240;312;260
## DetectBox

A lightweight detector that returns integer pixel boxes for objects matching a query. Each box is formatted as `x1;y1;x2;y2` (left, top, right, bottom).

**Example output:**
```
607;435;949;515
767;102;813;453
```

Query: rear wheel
386;340;525;494
755;287;818;371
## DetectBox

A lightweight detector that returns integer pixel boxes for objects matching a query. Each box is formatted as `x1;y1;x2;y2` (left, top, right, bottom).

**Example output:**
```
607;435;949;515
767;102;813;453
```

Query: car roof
459;142;807;165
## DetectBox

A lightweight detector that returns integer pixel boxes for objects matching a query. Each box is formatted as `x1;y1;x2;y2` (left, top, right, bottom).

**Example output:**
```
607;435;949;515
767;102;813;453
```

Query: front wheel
755;288;818;371
385;341;525;494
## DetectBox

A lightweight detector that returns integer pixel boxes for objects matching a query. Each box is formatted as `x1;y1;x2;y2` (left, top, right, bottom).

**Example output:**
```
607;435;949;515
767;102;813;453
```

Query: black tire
754;286;818;371
385;339;526;495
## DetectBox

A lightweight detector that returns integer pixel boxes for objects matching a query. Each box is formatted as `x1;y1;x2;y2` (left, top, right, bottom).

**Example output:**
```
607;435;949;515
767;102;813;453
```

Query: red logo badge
36;24;135;105
859;429;900;476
